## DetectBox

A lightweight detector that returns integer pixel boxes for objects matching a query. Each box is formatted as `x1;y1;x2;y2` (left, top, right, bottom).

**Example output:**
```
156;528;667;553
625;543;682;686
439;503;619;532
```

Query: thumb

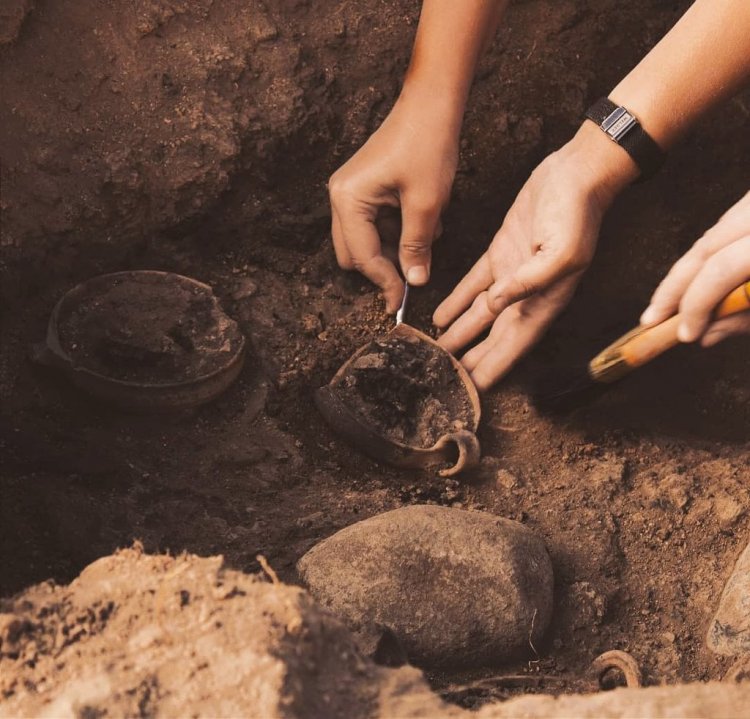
486;250;576;315
399;200;440;286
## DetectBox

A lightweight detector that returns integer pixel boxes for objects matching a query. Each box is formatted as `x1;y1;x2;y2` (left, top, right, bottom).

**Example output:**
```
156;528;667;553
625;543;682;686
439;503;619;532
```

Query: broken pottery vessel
316;324;481;477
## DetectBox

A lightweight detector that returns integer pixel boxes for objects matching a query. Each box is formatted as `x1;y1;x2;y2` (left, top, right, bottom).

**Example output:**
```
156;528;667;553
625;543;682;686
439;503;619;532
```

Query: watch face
602;107;637;142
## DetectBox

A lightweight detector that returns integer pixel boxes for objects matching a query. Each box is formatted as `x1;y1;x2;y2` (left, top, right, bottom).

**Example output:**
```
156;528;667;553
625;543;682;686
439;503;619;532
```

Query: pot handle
431;430;481;477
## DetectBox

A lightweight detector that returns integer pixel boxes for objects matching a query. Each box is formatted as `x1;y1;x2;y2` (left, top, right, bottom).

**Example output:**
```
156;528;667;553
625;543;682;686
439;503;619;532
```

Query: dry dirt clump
0;546;383;719
0;0;33;45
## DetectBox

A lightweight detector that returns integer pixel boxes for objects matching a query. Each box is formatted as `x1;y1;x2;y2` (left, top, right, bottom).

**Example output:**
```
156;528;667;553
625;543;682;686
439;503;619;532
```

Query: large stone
297;505;554;668
707;540;750;656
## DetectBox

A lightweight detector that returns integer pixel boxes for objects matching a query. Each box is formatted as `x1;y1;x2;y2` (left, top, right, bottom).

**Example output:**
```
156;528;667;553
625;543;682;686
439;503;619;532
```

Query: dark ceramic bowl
34;271;246;412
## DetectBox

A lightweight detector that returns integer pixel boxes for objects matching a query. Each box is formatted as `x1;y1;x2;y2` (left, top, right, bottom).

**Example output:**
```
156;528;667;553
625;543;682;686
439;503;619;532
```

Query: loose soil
1;0;749;712
0;547;384;719
334;334;473;448
56;273;243;383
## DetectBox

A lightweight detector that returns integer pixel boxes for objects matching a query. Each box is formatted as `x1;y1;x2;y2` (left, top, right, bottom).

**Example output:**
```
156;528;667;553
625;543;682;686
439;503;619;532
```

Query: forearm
567;0;750;198
399;0;509;132
611;0;750;149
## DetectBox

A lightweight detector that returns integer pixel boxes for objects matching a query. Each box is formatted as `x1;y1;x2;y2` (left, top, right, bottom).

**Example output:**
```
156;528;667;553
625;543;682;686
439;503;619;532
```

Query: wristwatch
585;97;665;180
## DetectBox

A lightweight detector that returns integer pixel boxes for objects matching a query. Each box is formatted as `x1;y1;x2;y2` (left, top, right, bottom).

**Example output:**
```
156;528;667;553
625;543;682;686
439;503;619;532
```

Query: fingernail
406;266;429;285
640;307;656;325
677;323;693;342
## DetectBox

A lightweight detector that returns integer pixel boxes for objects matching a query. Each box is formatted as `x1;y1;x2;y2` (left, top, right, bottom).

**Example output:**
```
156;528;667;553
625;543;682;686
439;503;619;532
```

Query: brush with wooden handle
590;280;750;383
534;280;750;410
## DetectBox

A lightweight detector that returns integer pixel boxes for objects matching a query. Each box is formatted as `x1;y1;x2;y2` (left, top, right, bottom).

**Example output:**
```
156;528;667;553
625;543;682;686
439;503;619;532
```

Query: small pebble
231;278;258;300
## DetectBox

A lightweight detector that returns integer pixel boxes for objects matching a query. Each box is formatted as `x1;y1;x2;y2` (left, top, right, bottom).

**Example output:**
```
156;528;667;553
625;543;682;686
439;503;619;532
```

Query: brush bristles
588;352;633;384
587;324;648;384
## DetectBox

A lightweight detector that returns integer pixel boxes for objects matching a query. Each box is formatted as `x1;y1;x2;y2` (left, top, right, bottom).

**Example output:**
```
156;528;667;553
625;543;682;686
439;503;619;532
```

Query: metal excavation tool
316;282;481;477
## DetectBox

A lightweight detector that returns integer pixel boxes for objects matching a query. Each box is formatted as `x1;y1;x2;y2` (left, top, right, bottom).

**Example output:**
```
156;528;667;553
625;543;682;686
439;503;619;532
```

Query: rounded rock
297;504;553;668
708;540;750;656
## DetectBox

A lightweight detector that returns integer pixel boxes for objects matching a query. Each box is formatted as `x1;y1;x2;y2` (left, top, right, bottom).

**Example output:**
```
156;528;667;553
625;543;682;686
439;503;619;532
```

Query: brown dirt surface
56;273;243;383
1;0;749;713
333;334;473;448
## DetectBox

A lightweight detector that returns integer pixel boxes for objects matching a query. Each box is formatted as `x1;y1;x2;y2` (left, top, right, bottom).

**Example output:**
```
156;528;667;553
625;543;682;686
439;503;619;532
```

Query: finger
461;322;509;372
486;248;583;316
436;290;497;355
467;278;579;377
714;189;750;233
399;199;440;285
468;296;564;391
337;201;404;314
331;206;353;269
642;250;717;326
700;312;750;347
435;218;444;241
642;196;750;326
677;236;750;342
433;253;493;328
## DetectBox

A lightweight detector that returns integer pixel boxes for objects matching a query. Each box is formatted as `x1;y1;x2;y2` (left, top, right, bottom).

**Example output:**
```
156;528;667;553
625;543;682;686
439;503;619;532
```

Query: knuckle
691;228;731;259
515;280;536;300
474;293;496;319
702;253;728;280
557;249;589;273
400;240;430;257
678;292;708;319
691;236;713;260
408;194;442;216
328;174;356;204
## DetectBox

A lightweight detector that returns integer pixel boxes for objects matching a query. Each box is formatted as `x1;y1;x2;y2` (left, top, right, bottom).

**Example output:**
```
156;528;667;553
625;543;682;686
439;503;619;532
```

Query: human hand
640;190;750;346
434;124;638;391
328;94;460;312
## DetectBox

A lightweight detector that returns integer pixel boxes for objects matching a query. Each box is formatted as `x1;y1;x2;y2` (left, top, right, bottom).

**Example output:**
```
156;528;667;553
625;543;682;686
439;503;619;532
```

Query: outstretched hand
641;190;750;346
434;125;637;391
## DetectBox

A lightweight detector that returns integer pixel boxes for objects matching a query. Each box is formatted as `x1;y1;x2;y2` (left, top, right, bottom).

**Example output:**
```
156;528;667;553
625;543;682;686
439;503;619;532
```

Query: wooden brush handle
622;281;750;368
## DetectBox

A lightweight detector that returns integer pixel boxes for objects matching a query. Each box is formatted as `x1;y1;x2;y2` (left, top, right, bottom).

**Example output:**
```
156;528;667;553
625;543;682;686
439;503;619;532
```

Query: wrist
563;122;640;205
397;79;466;137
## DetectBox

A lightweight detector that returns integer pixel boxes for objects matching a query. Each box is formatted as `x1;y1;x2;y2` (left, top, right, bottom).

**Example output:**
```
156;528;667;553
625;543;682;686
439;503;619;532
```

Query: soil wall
5;0;746;289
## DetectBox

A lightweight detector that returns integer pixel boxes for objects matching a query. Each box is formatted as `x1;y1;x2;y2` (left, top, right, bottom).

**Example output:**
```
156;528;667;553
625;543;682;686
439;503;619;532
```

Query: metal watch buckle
601;106;637;142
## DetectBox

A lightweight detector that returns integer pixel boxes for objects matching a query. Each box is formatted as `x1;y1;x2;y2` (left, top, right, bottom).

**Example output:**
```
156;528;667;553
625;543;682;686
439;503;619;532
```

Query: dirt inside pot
56;274;243;384
335;334;474;449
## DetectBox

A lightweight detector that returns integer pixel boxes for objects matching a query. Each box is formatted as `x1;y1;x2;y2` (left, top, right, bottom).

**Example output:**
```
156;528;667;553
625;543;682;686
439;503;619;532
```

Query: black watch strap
585;97;665;180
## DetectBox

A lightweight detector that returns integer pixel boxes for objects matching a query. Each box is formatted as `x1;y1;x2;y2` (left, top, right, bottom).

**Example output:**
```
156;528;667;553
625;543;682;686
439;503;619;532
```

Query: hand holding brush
535;188;750;411
590;280;750;385
534;281;749;411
